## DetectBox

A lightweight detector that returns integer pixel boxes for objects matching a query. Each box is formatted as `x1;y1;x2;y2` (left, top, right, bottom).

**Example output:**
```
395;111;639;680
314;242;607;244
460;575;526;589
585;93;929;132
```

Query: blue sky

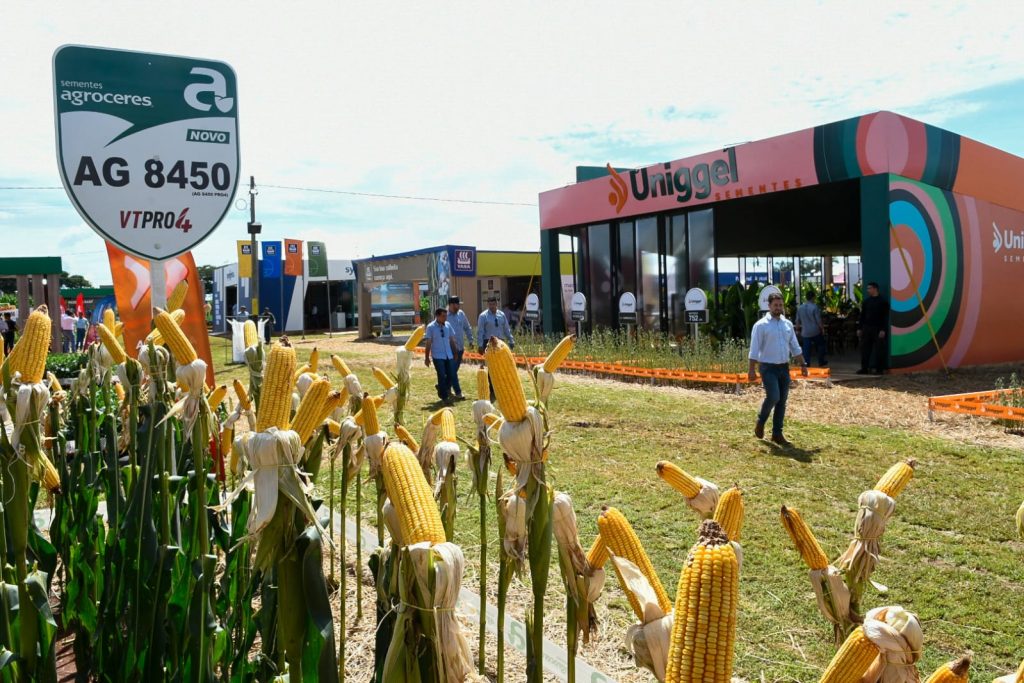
2;2;1024;285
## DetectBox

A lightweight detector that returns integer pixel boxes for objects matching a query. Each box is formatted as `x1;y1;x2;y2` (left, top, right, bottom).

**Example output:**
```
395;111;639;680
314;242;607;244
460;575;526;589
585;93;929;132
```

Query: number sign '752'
53;45;239;261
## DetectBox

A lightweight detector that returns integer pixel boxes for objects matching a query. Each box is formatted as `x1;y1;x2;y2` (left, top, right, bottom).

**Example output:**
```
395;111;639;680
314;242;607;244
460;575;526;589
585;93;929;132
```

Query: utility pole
247;176;262;316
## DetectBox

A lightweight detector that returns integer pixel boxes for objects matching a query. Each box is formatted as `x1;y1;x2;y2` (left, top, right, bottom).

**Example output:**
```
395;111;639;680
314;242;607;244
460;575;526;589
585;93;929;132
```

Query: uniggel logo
606;164;628;214
993;221;1024;253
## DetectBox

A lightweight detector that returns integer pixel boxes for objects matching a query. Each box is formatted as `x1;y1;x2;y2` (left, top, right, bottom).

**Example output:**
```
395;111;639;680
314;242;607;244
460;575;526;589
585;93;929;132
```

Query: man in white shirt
748;292;807;446
61;310;76;352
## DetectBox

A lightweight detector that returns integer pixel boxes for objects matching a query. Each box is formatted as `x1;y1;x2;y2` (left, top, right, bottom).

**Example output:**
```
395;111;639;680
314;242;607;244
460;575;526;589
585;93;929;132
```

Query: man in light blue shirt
447;297;474;400
424;307;458;405
748;292;807;446
476;296;514;353
794;290;827;367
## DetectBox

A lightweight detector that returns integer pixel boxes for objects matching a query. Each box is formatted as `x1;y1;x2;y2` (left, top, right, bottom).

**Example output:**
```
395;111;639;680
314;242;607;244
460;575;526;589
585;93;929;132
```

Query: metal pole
248;176;259;314
325;268;334;338
300;268;307;340
151;260;167;311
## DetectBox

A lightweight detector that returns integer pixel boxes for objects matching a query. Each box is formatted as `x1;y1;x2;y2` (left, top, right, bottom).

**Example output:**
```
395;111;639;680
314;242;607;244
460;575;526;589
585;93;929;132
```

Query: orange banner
106;244;216;387
284;238;303;277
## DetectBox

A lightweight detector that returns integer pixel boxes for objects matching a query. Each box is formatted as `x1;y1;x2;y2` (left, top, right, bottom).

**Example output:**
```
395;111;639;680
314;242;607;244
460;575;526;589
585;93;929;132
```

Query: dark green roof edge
0;257;63;276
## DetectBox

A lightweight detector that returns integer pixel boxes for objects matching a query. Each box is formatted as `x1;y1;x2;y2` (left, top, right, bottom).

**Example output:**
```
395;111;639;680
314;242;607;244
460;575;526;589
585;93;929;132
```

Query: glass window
636;217;661;330
688;209;715;293
587;223;613;328
617;221;636;302
668;214;688;335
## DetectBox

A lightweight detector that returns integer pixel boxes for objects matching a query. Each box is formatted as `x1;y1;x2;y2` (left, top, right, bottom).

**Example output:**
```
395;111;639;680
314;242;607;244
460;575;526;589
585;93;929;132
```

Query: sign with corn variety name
53;45;239;261
524;292;540;321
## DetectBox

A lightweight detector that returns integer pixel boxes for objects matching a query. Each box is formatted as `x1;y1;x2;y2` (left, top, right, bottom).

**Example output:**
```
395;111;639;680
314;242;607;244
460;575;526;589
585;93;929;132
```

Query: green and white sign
53;45;239;260
307;241;328;278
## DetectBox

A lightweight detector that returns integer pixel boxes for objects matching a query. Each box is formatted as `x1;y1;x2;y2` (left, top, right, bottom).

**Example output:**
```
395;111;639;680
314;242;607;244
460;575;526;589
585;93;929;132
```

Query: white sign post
53;45;239;309
524;292;540;335
618;292;637;325
684;287;708;341
570;292;587;338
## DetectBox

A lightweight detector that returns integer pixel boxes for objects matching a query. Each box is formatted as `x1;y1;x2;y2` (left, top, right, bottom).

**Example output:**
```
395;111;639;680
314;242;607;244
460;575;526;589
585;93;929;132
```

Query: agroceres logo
606;148;739;214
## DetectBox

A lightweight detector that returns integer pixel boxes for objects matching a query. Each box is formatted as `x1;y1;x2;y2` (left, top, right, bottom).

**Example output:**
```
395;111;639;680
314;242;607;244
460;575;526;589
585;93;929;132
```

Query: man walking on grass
447;296;473;400
748;292;808;446
423;307;458;406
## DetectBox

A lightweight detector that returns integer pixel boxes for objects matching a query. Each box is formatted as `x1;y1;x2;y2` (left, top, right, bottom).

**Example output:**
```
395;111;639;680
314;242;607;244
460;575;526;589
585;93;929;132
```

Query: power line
0;183;538;207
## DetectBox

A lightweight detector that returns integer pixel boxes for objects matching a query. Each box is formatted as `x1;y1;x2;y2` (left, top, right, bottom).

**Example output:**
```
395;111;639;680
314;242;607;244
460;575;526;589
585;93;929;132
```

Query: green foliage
44;353;87;379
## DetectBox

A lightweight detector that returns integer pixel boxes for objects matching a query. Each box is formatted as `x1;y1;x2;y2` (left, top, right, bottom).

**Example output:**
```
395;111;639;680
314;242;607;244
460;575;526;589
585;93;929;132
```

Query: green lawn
215;335;1024;681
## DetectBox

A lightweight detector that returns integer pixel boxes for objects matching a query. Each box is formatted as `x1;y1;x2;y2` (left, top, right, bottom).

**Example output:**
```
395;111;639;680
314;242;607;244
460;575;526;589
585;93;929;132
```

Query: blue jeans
757;363;791;437
432;357;453;401
451;349;464;396
801;333;827;367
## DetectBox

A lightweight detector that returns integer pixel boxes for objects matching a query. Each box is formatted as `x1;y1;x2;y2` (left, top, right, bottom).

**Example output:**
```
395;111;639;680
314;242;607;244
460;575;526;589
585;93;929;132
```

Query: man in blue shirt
748;292;807;446
794;290;827;367
476;296;514;353
424;307;458;405
447;296;474;400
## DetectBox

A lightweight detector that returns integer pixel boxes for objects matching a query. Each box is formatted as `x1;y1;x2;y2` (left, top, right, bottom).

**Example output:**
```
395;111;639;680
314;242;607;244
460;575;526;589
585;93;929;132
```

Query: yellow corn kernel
293;364;311;384
103;308;116;331
207;384;228;409
256;341;296;432
113;321;124;338
167;278;188;311
331;354;352;378
242;320;259;348
780;506;829;571
542;334;576;373
713;485;744;542
233;379;252;411
482;413;504;430
317;390;345;424
597;506;672;618
382;442;446;545
656;461;702;498
437;408;456;443
145;309;185;346
97;323;127;365
395;424;419;453
291;378;331;443
816;627;879;683
404;325;425;350
373;366;397;391
113;381;126;402
485;337;527;422
325;419;342;437
665;520;739;683
875;459;916;498
358;393;381;435
153;307;197;365
476;367;490;401
924;654;971;683
5;306;52;384
308;347;320;372
38;451;61;493
586;534;609;569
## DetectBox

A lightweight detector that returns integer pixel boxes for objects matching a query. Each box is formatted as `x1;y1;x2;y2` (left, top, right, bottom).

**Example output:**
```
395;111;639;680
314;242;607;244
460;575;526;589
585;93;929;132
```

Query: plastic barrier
412;347;830;387
928;389;1024;422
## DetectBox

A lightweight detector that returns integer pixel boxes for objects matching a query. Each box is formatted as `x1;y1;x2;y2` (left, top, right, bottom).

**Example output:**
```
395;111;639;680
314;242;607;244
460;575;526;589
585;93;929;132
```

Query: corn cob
153;307;197;365
167;278;188;311
317;390;345;425
586;534;609;569
293;364;311;384
875;458;916;498
542;334;576;373
597;506;672;617
308;347;319;373
713;485;744;541
780;506;829;571
373;366;397;391
325;419;342;437
352;395;385;427
291;378;331;443
5;306;51;383
476;367;489;401
656;461;702;498
103;307;116;331
482;413;503;430
381;442;446;545
113;381;126;402
113;321;123;338
145;309;185;346
256;341;296;432
404;325;425;350
359;393;381;435
436;408;456;443
396;424;419;453
97;324;127;364
207;384;228;409
331;354;352;378
38;451;61;493
242;320;260;348
817;627;879;683
0;332;4;367
664;520;739;683
233;379;252;411
485;337;527;422
924;654;971;683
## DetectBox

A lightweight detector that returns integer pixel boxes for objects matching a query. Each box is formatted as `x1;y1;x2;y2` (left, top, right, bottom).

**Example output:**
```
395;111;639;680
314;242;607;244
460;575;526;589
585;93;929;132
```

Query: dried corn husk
1016;500;1024;540
993;659;1024;683
837;489;896;588
498;406;544;491
861;605;923;683
498;490;528;570
809;565;853;628
614;554;672;680
686;477;721;519
534;367;555;405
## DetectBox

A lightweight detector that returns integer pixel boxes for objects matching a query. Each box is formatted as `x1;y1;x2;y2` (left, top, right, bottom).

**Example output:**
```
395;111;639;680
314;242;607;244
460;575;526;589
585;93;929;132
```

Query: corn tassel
485;337;527;422
542;334;576;373
395;424;419;453
404;325;425;350
381;442;446;545
372;366;397;391
291;378;331;443
5;305;51;383
242;320;260;348
780;506;829;571
256;341;296;432
875;458;916;498
167;278;188;311
924;654;971;683
597;506;672;618
817;627;879;683
153;307;197;365
713;485;744;541
656;461;702;498
97;324;127;364
664;520;739;683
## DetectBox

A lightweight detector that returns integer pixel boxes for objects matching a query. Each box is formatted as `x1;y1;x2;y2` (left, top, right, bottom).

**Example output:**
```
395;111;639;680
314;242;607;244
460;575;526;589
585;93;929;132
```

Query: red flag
75;293;85;316
284;239;304;277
